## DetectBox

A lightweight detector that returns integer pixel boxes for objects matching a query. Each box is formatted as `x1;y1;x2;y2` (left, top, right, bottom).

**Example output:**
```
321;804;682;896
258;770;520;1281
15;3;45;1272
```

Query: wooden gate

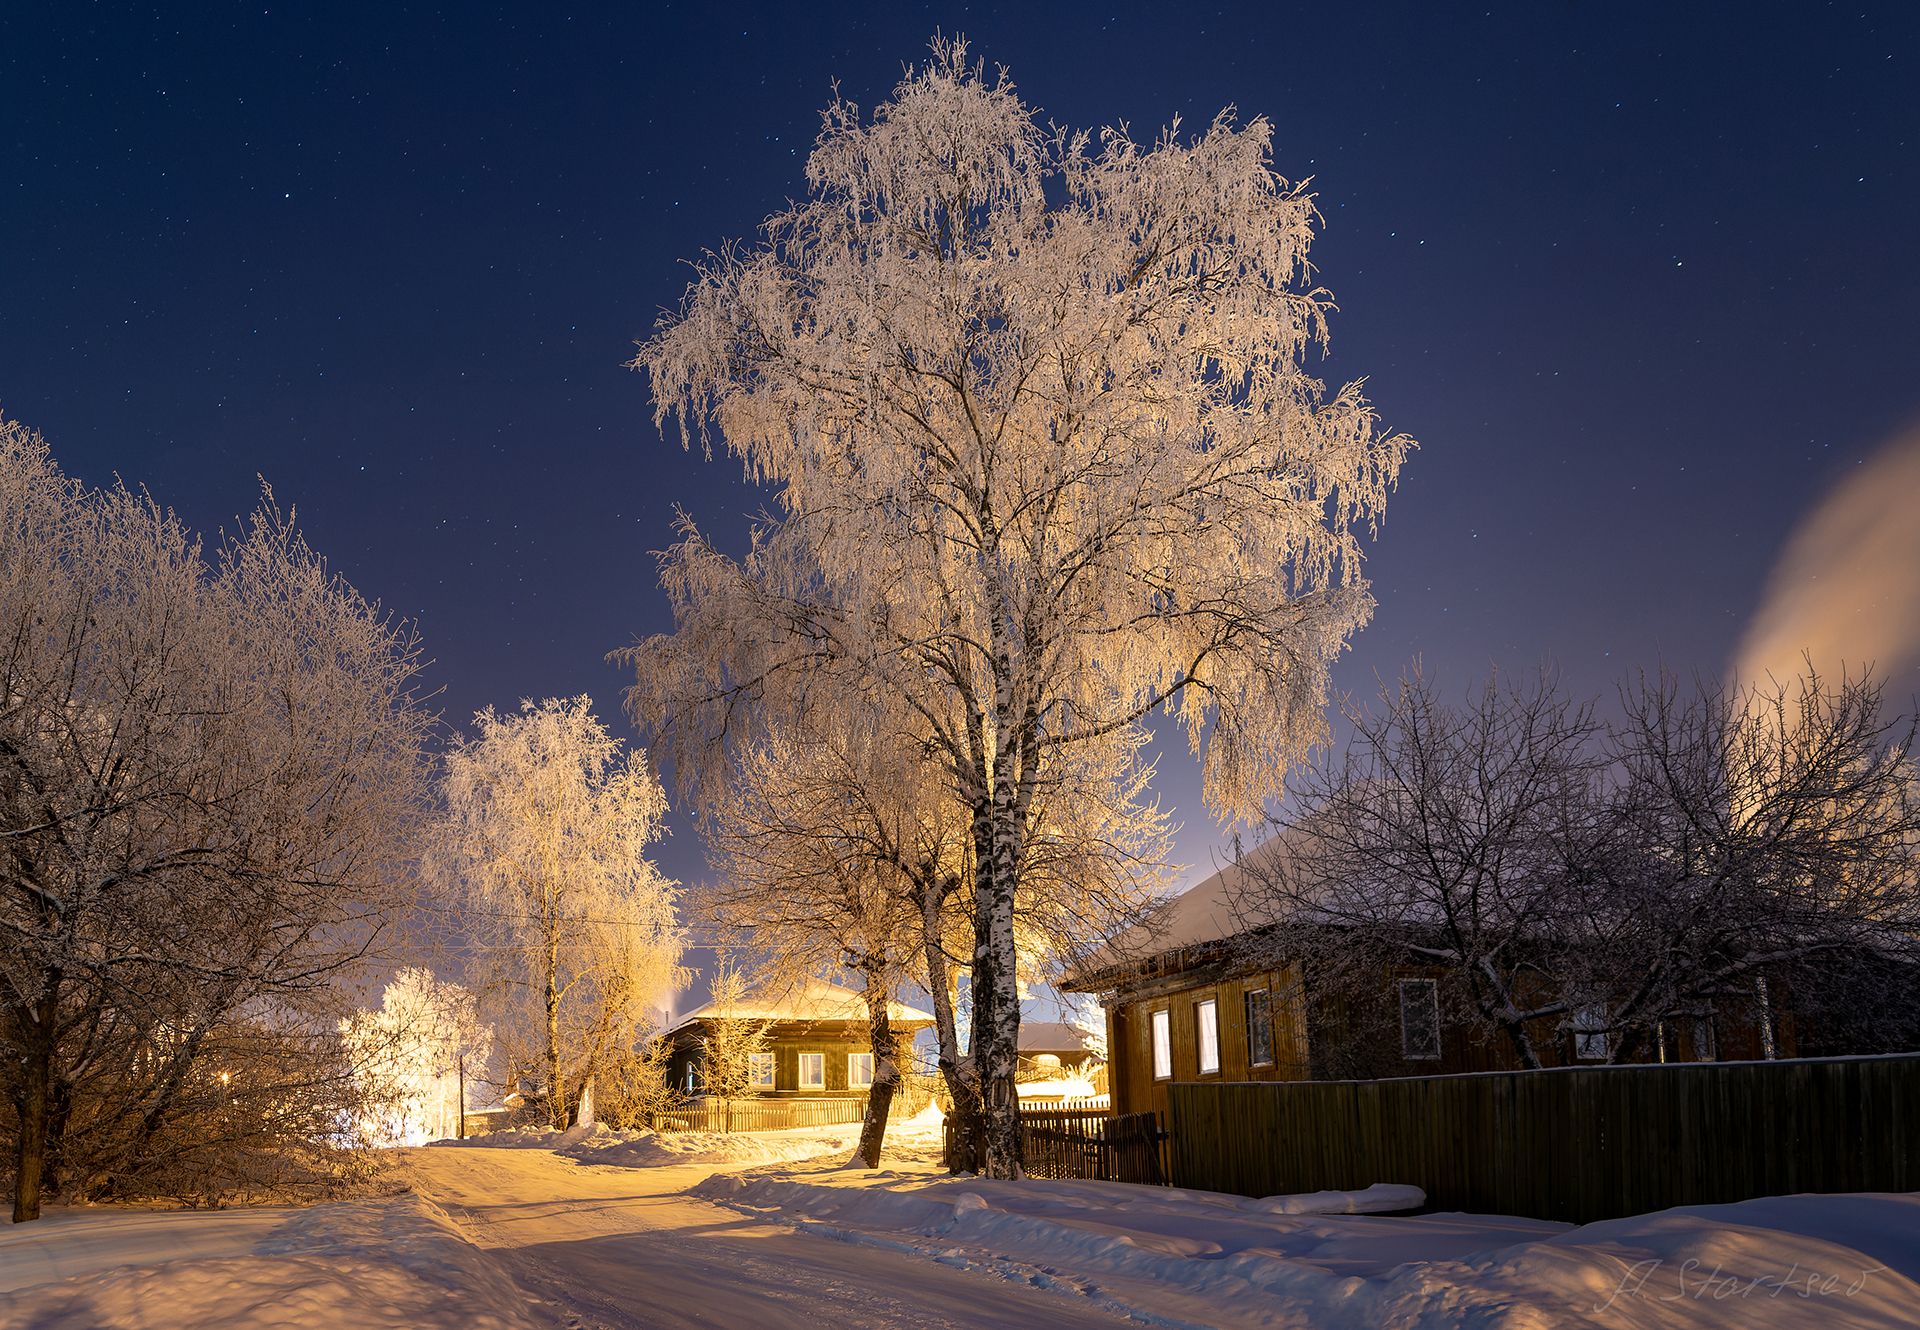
945;1109;1168;1185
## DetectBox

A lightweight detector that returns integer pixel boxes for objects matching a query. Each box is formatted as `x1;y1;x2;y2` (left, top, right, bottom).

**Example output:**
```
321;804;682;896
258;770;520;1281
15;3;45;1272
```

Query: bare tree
695;954;774;1121
625;39;1411;1175
0;414;435;1221
1241;668;1603;1069
701;716;955;1165
1241;664;1920;1069
1585;666;1920;1058
690;672;1164;1166
436;697;681;1129
593;1032;682;1130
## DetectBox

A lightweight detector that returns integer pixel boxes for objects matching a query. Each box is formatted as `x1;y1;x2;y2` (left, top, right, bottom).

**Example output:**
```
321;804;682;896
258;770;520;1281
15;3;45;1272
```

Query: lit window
847;1053;874;1089
1245;989;1274;1067
749;1052;775;1089
1195;999;1220;1075
1399;979;1441;1060
1573;1007;1611;1061
1150;1009;1172;1080
798;1052;825;1089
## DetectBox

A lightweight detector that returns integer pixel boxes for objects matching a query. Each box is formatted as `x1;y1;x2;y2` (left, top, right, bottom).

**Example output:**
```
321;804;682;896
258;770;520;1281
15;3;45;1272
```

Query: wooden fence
649;1095;869;1134
1166;1054;1920;1223
945;1108;1169;1185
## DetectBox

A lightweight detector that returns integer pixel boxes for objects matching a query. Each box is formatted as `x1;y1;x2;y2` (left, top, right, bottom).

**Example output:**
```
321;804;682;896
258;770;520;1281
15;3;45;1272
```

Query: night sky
5;2;1917;890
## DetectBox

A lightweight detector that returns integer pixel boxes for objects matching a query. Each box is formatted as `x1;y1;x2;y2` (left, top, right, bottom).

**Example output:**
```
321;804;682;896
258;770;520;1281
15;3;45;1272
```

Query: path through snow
402;1144;1135;1330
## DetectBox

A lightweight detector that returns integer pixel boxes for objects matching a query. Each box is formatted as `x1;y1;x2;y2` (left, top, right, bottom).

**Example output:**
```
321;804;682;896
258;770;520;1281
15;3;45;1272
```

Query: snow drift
697;1161;1920;1329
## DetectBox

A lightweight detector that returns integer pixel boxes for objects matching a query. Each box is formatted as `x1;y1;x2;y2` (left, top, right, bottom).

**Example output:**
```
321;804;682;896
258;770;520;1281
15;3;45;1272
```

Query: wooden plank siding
1165;1054;1920;1223
1104;958;1792;1097
652;1095;870;1133
665;1019;881;1097
1109;967;1312;1120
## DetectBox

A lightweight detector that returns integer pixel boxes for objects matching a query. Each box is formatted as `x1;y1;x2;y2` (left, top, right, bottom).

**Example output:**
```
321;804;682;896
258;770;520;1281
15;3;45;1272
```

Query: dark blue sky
5;2;1917;888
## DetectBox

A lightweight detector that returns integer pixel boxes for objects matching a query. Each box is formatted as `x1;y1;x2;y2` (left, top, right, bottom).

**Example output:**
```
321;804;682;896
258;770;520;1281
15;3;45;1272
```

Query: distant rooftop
662;973;934;1038
1020;1021;1102;1056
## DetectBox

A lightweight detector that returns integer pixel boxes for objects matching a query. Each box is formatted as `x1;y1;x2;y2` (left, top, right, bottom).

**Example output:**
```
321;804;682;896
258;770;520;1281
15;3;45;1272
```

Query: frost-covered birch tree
437;697;680;1129
627;40;1411;1176
342;968;491;1145
1;415;435;1221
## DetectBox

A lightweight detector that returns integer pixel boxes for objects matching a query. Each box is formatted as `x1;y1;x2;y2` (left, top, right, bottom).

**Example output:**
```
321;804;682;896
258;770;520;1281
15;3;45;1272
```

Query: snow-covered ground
4;1109;1915;1329
0;1192;538;1329
454;1117;875;1168
693;1131;1920;1330
399;1138;1137;1329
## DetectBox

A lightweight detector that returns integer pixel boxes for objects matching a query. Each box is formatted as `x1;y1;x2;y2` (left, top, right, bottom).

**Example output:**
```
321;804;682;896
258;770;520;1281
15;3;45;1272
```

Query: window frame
797;1051;826;1090
748;1051;776;1090
1150;1008;1172;1081
847;1052;874;1089
1195;998;1221;1076
1572;1006;1611;1062
1398;977;1442;1061
1245;988;1274;1068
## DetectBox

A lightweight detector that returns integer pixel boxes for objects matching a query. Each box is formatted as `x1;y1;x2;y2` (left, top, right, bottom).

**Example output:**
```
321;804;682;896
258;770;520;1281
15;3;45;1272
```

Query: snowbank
0;1193;538;1330
1244;1183;1426;1215
695;1159;1920;1329
446;1119;873;1168
1015;1076;1102;1101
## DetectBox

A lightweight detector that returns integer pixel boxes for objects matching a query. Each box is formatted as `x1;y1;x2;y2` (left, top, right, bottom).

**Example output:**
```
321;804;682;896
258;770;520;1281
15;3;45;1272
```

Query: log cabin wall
1108;966;1311;1119
1103;958;1799;1111
665;1018;928;1097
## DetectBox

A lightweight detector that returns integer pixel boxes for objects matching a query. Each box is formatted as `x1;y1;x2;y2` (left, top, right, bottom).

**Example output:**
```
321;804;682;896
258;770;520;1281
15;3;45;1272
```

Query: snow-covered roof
662;974;934;1038
1019;1021;1103;1056
1064;837;1295;988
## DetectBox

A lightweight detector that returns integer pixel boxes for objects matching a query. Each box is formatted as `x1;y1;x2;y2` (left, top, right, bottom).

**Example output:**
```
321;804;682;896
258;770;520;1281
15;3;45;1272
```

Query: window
749;1052;776;1090
1573;1006;1610;1061
1195;998;1220;1075
797;1052;825;1090
1150;1009;1172;1080
1692;1016;1717;1063
1398;978;1441;1060
847;1052;874;1089
684;1060;700;1094
1245;989;1274;1067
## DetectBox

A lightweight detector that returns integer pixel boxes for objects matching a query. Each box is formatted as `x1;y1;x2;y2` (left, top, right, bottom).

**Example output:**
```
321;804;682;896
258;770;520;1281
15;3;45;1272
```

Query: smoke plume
1735;423;1920;702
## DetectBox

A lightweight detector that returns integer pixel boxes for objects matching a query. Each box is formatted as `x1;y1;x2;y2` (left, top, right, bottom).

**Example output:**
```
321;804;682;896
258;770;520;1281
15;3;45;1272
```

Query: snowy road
404;1145;1135;1330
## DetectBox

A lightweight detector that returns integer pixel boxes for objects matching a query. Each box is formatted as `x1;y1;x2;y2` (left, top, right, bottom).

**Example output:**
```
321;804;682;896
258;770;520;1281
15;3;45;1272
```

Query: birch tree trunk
973;806;1024;1178
854;960;901;1168
545;923;565;1129
920;878;981;1173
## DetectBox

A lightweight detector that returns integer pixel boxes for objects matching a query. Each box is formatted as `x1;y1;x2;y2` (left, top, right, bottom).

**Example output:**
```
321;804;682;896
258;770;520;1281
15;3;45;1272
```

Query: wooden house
1013;1020;1110;1100
660;976;934;1100
1064;850;1797;1119
1017;1021;1105;1079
